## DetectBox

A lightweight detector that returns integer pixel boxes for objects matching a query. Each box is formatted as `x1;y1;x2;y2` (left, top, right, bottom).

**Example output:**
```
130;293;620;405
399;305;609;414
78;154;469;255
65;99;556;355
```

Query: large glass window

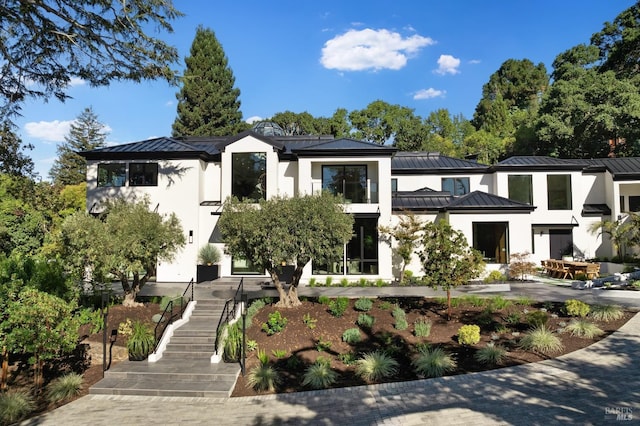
629;196;640;212
442;177;469;196
322;165;367;203
508;175;533;204
129;163;158;186
97;163;126;187
473;222;508;263
547;175;572;210
232;153;266;201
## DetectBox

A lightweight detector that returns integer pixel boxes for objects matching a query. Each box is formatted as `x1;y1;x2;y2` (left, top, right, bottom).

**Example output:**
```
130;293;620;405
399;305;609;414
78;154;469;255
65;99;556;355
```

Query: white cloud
245;116;262;124
165;100;174;107
469;59;481;65
413;88;446;100
434;55;461;75
321;28;435;71
24;120;74;142
68;77;86;87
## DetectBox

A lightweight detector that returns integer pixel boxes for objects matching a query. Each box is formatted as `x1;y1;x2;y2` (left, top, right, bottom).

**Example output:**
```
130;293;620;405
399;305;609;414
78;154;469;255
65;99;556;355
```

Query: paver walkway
22;282;640;425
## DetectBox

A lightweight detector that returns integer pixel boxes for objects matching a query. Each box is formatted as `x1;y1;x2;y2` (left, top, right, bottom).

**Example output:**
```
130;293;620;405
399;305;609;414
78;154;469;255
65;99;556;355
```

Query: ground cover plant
232;296;634;397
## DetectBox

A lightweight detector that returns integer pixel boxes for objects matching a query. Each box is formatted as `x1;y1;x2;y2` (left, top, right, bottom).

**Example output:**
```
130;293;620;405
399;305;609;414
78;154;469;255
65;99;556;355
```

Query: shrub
46;372;84;403
504;312;521;325
413;318;432;338
246;364;280;392
262;311;287;335
324;276;333;286
526;311;548;327
589;304;624;322
256;349;269;365
316;337;332;352
340;278;349;287
483;270;505;283
160;295;183;311
272;349;287;359
378;300;392;310
117;318;133;337
246;339;258;352
515;296;534;306
318;295;331;305
394;317;408;331
392;306;408;330
354;297;373;312
342;328;362;344
565;299;590;317
126;320;155;360
328;297;349;317
302;313;317;329
412;346;456;378
0;391;35;425
223;322;242;361
563;319;604;338
339;352;358;365
197;244;221;265
457;324;481;345
77;307;104;334
488;295;512;310
474;342;506;365
302;361;338;389
355;351;399;382
462;295;485;307
357;313;375;329
246;299;267;323
519;326;564;354
308;278;317;287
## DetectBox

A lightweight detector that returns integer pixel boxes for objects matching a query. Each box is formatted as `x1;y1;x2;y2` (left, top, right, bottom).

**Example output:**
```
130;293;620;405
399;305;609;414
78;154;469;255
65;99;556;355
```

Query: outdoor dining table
543;259;600;279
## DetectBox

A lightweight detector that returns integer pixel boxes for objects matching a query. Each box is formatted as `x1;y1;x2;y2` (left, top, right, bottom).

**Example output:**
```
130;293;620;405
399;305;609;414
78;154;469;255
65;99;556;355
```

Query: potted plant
197;244;221;283
126;320;155;361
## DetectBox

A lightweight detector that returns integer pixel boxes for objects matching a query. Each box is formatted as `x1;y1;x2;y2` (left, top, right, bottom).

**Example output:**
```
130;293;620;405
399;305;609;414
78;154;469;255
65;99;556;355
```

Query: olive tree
59;198;185;306
419;220;484;320
218;193;353;307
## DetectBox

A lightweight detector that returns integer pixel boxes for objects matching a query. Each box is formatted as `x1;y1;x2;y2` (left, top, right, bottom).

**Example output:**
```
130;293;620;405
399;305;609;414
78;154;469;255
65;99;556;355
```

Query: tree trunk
270;269;302;308
446;289;452;321
1;346;7;391
120;274;144;307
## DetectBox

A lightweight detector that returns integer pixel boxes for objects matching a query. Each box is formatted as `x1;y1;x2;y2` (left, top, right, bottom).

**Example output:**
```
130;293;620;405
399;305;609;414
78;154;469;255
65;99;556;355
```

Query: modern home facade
81;129;640;283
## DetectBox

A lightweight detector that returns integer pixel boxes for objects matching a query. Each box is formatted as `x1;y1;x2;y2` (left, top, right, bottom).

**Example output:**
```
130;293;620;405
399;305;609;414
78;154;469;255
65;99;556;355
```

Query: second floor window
322;165;367;203
129;163;158;186
508;175;533;204
232;152;266;201
547;174;572;210
442;177;469;196
97;163;126;187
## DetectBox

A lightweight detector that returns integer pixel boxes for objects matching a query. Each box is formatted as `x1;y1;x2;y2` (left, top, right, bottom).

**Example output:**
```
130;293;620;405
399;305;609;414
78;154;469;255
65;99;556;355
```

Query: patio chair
586;263;600;279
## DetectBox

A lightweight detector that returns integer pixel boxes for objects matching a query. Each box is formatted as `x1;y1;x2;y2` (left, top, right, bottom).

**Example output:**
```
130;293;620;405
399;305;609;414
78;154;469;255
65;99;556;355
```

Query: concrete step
103;359;239;382
161;350;213;360
169;336;216;344
164;343;214;352
90;377;237;398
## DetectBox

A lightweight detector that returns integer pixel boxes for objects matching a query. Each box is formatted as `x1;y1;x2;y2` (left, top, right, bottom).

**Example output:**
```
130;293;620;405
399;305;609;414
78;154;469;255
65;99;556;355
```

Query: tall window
97;163;126;187
473;222;508;263
547;175;572;210
508;175;533;204
442;177;469;196
391;178;398;193
232;153;266;201
630;196;640;212
322;165;367;203
129;163;158;186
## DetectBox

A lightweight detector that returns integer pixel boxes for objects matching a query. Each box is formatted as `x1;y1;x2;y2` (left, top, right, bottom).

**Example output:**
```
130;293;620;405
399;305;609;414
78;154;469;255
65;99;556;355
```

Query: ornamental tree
59;197;185;306
419;220;484;320
379;212;423;284
218;193;353;307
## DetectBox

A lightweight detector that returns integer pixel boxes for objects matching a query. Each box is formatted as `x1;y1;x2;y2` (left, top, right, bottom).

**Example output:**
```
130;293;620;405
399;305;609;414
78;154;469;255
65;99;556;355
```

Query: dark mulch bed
231;297;634;397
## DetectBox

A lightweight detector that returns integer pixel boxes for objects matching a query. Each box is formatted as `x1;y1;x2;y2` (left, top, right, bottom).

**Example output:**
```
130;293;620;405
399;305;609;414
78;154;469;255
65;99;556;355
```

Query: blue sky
15;0;636;179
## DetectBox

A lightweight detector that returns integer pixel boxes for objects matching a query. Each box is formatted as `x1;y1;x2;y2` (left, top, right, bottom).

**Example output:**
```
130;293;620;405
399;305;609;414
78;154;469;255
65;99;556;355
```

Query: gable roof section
392;152;489;175
593;158;640;181
392;188;452;212
80;137;213;161
446;191;536;212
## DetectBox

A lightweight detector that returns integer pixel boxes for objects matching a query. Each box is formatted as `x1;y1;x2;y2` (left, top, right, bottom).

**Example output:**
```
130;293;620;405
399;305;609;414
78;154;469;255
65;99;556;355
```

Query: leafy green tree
588;217;633;260
172;26;246;137
59;198;185;306
349;100;416;144
271;111;318;135
219;193;354;307
418;220;484;320
49;107;108;185
0;0;182;124
1;287;79;390
379;213;423;284
0;123;35;178
461;130;506;165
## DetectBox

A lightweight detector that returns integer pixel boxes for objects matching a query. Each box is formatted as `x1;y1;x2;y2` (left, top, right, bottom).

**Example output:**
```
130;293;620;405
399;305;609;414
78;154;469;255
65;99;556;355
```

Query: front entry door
549;229;573;258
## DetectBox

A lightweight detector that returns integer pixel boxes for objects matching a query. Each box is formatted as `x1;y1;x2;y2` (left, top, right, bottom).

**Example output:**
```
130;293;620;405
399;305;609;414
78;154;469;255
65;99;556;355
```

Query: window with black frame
97;163;126;187
129;163;158;186
322;165;367;203
547;175;572;210
508;174;533;204
232;152;266;201
442;177;469;196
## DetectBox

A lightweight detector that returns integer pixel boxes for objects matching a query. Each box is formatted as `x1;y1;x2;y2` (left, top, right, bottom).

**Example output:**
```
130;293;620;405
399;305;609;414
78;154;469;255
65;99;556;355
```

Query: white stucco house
81;127;640;284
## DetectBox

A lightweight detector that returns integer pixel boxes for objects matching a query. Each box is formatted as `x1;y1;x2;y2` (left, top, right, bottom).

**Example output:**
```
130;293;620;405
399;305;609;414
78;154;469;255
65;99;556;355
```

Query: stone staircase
90;298;241;398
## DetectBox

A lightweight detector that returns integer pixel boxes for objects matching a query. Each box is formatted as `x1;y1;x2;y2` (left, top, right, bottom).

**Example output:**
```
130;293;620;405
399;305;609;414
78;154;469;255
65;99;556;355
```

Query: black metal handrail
213;278;244;358
153;278;195;353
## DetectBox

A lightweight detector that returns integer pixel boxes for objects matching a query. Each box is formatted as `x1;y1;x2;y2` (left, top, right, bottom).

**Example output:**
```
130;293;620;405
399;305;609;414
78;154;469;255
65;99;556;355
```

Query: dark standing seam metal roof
392;152;490;174
494;156;640;180
392;189;535;213
582;204;612;216
446;191;536;212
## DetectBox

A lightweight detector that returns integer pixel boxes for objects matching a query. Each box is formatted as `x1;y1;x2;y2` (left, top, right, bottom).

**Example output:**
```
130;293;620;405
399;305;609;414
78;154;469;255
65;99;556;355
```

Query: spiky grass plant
0;391;35;425
342;328;362;344
412;346;456;378
357;313;375;329
413;318;432;338
473;342;506;366
246;363;281;392
46;373;84;403
355;351;399;382
302;360;339;389
563;319;604;338
519;326;564;355
488;295;512;310
589;304;624;322
354;297;374;312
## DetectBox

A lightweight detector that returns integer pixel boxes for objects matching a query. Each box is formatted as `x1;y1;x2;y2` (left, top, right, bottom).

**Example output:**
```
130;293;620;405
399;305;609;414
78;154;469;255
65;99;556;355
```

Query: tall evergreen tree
49;107;108;185
0;122;35;178
172;26;246;137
